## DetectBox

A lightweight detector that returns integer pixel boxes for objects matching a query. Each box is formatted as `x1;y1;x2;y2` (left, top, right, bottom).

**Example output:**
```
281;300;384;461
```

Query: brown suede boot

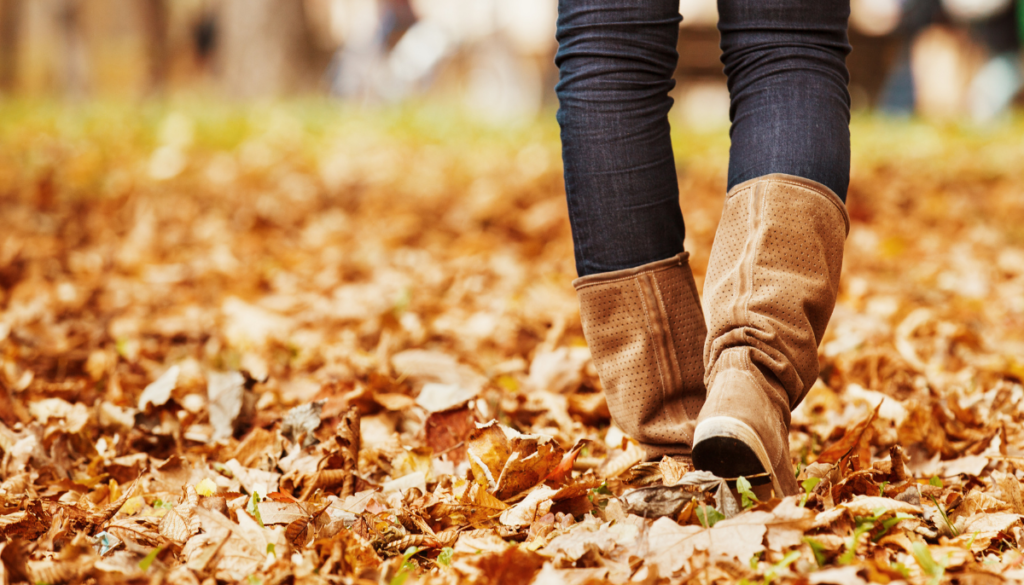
693;174;849;496
574;253;707;459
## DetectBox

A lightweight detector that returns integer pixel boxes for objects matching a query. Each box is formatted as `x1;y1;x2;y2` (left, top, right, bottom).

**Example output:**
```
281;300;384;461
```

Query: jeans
556;0;852;277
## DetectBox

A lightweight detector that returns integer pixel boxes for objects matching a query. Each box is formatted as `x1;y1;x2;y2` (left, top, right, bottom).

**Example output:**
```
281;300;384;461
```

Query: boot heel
693;416;783;496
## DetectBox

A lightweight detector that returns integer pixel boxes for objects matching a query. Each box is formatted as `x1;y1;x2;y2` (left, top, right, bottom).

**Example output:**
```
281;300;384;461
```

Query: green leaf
437;547;454;567
696;504;725;528
804;537;828;568
139;546;164;571
248;491;264;528
762;550;801;585
929;475;943;487
839;522;874;565
736;476;758;509
390;565;411;585
390;547;422;585
800;477;822;508
589;482;612;508
392;288;412;314
874;512;914;541
912;541;945;585
963;531;979;551
928;495;958;537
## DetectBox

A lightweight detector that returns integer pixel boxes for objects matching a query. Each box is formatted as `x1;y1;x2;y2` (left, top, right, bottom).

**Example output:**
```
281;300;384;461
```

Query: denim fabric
556;0;852;277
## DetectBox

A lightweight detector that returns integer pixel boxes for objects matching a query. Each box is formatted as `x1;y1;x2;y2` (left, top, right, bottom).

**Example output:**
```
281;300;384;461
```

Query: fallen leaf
541;518;638;562
659;456;692;486
940;454;989;477
815;402;881;465
993;470;1024;514
281;401;324;448
621;485;698;519
645;514;766;576
416;383;477;412
763;497;816;552
499;486;557;526
159;486;201;544
195;478;218;497
138;366;180;411
207;371;245;441
808;566;869;585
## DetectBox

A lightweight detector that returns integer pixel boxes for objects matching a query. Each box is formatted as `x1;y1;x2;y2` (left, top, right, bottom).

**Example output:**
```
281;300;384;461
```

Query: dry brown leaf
467;422;513;489
257;501;307;525
541;517;639;562
281;401;324;448
950;489;1011;522
658;456;692;486
423;405;478;464
993;470;1024;514
949;512;1021;550
499;486;556;526
229;428;282;469
815;495;922;528
207;371;246;441
451;544;545;585
816;402;881;466
763;497;816;552
494;437;563;500
599;442;645;479
225;459;280;497
621;485;698;519
808;566;869;585
453;532;510;554
138;366;180;411
644;515;766;576
159;485;201;544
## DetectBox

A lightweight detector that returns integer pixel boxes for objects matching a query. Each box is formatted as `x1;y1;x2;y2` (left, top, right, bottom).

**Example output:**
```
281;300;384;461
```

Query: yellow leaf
196;478;218;496
119;495;146;516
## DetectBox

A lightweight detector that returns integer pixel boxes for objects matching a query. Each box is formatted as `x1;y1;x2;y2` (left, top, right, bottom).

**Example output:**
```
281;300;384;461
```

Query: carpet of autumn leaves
2;103;1024;584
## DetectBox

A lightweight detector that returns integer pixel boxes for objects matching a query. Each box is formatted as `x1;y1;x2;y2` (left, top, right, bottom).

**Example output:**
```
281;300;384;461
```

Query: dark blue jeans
556;0;851;277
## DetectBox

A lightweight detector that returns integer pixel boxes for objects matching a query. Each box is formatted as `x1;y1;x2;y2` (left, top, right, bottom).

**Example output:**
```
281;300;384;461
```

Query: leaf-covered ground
1;103;1024;584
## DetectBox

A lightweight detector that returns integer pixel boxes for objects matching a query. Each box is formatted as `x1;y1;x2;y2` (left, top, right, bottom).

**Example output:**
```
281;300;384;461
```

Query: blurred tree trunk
219;0;318;98
0;0;22;93
56;0;89;98
138;0;170;94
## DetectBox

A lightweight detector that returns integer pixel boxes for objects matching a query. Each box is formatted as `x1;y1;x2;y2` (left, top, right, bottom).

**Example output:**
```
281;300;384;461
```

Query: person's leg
692;0;852;495
720;0;852;201
556;0;706;459
555;0;685;277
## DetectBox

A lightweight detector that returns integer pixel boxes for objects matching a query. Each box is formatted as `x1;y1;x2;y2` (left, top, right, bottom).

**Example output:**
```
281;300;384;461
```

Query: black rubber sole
692;436;772;486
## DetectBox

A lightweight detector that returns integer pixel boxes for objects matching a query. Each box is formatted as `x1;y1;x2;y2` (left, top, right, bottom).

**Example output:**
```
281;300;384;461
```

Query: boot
574;253;707;459
693;174;849;496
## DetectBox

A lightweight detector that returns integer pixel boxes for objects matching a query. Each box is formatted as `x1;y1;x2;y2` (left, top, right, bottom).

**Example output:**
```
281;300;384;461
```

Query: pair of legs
557;0;852;495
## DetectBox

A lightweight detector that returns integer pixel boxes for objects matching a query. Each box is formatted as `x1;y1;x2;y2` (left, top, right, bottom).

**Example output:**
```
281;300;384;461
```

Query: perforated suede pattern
703;174;849;410
657;263;708;421
575;254;707;454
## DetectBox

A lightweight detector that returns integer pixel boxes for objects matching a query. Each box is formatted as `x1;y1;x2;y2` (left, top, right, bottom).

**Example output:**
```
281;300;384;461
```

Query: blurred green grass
3;98;1024;195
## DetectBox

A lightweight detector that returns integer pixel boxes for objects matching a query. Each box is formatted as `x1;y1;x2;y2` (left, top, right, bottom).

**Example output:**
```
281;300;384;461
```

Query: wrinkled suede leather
700;173;849;494
574;253;707;459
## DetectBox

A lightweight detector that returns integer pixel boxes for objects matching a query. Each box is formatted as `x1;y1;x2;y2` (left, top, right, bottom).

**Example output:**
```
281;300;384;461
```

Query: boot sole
693;416;784;497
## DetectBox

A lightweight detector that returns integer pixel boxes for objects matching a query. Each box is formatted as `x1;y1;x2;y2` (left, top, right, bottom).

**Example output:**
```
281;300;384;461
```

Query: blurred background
0;0;1023;123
